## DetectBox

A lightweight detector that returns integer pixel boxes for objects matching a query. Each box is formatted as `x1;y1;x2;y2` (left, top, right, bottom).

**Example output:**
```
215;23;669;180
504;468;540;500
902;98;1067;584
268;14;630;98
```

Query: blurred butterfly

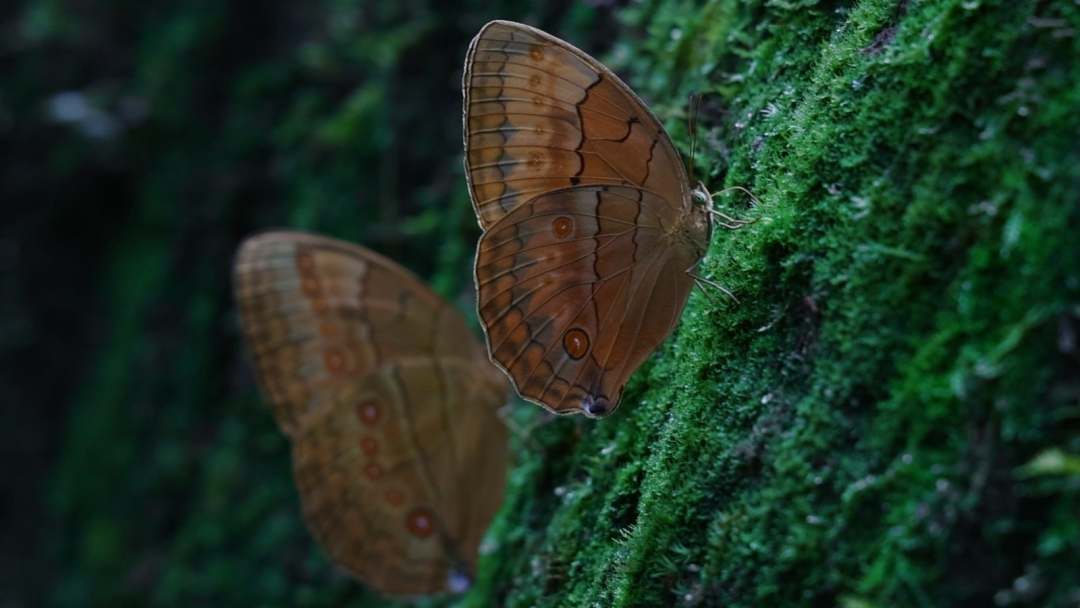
463;21;750;418
233;231;508;595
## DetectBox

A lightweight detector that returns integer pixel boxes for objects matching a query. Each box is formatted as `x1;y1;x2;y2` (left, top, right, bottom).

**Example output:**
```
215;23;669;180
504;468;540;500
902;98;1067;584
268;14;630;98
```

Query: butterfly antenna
710;185;762;208
687;93;700;185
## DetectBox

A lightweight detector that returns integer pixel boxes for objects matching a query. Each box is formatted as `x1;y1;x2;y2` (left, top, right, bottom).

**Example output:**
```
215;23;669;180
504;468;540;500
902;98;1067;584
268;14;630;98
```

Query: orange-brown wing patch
234;231;507;595
463;20;691;229
474;186;695;417
292;358;506;595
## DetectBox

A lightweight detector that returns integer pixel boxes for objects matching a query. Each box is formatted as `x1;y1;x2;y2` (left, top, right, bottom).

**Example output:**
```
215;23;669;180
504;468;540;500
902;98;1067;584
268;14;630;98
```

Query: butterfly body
670;195;713;264
464;21;718;417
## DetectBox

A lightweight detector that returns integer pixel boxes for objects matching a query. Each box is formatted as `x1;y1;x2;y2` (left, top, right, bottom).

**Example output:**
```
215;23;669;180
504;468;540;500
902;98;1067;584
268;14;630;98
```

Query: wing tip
483;345;622;418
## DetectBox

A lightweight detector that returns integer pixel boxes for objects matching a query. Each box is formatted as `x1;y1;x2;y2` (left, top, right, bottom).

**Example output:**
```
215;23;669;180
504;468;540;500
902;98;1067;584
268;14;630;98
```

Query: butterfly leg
692;280;721;305
709;211;755;230
708;186;763;229
690;272;739;304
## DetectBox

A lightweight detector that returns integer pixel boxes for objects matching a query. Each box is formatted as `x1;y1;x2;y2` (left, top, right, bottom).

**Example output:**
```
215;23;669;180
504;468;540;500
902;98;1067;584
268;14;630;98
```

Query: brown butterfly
233;231;508;596
463;21;747;418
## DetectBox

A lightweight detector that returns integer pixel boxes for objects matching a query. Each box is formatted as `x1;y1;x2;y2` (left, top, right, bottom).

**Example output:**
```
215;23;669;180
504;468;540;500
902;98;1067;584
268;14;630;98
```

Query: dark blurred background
0;1;621;605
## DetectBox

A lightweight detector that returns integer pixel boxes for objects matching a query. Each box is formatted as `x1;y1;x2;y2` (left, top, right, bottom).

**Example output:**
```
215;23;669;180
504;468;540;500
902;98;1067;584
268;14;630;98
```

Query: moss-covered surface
12;0;1078;606
480;2;1080;605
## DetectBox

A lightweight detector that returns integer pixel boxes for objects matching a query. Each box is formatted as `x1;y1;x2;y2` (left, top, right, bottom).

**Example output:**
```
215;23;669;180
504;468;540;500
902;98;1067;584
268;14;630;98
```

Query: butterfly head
684;181;715;258
691;181;713;209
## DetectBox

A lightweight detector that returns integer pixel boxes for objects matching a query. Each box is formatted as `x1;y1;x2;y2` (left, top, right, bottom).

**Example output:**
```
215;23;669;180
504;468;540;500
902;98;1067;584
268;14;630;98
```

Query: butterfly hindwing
474;185;697;416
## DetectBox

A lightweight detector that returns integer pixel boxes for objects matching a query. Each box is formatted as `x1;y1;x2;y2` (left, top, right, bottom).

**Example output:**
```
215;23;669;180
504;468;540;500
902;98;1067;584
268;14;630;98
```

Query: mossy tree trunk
476;1;1080;606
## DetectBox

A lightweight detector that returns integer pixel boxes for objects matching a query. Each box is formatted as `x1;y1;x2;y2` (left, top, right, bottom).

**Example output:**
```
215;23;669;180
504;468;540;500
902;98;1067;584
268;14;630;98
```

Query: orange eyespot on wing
233;231;509;596
464;21;710;418
552;216;574;239
562;328;590;360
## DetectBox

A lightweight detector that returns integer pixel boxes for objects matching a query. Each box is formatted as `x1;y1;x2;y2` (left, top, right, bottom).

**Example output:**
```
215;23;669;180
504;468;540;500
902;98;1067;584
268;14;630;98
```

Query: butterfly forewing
463;20;692;229
234;231;508;595
464;21;709;417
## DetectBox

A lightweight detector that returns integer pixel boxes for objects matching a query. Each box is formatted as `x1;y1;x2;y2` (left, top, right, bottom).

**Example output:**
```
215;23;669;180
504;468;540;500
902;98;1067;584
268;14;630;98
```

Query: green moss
474;1;1080;606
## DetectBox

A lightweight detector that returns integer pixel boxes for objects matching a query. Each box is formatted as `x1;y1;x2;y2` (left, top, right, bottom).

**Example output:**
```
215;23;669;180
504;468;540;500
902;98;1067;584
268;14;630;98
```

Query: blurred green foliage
5;0;1078;606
